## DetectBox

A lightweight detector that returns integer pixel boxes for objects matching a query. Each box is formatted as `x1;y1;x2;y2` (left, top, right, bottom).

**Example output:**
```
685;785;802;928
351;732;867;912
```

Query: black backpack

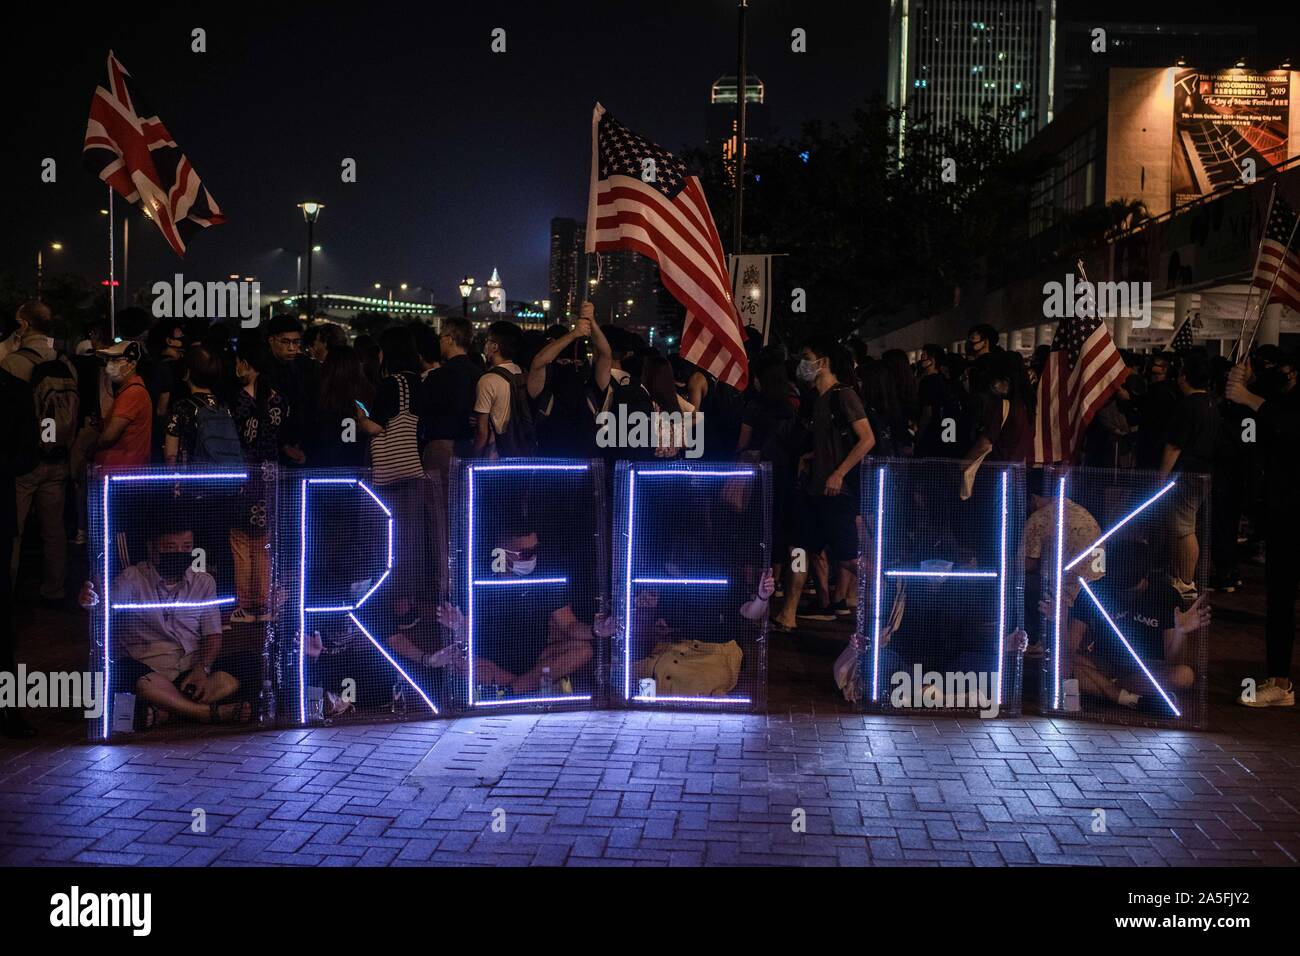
485;366;537;457
18;348;79;462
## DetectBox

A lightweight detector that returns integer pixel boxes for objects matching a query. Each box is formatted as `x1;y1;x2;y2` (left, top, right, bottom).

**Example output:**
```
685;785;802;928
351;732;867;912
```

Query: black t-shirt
474;580;571;677
1167;391;1219;474
1072;582;1177;663
917;372;962;457
421;354;480;444
809;384;867;498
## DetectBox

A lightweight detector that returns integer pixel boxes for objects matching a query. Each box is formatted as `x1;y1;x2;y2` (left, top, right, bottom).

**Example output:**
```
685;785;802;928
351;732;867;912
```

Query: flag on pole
1031;298;1131;465
1166;313;1196;352
1251;192;1300;314
83;51;225;258
586;104;748;388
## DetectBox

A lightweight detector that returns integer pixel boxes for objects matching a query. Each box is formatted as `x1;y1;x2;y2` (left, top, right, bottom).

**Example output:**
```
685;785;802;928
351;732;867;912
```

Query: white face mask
106;360;129;382
510;555;537;577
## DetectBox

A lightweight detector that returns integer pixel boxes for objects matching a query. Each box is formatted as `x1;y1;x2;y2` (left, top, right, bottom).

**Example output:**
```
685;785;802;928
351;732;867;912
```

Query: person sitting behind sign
79;514;249;728
1059;541;1207;711
628;567;774;697
433;519;603;696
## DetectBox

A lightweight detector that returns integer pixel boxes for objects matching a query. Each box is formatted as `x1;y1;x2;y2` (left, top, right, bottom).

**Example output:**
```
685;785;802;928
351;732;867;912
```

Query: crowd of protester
0;296;1297;736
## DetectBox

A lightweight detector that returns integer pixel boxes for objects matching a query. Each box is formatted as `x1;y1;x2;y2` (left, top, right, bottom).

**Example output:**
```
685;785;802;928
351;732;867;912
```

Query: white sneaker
1240;678;1295;708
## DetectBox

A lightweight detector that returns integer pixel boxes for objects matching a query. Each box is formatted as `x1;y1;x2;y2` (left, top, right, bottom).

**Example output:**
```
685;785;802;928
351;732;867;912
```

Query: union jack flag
83;52;225;257
586;104;747;389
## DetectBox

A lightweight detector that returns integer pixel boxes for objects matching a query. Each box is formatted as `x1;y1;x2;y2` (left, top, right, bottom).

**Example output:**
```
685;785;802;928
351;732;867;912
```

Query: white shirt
473;361;522;435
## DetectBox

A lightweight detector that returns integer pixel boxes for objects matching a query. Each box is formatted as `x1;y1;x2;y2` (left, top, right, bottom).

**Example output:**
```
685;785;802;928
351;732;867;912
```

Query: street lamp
36;241;63;298
298;201;324;319
459;275;475;317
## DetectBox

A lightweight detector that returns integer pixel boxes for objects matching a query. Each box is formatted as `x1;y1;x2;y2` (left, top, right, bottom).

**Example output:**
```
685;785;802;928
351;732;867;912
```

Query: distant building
466;267;507;316
549;217;589;319
887;0;1056;150
1054;20;1259;114
707;73;768;174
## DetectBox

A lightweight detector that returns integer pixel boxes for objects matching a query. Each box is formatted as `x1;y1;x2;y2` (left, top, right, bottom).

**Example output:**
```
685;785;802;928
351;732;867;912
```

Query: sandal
134;699;171;731
206;700;253;724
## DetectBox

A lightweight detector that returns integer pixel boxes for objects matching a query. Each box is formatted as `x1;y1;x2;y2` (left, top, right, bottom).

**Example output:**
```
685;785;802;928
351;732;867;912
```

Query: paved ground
2;552;1298;866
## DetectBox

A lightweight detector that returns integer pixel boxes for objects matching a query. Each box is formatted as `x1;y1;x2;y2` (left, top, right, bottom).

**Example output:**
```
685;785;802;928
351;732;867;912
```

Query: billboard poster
1171;68;1289;207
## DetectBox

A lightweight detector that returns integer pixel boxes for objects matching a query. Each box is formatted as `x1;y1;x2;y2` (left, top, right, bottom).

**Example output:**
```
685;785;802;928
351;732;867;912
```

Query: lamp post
298;201;324;319
36;242;63;299
459;275;475;317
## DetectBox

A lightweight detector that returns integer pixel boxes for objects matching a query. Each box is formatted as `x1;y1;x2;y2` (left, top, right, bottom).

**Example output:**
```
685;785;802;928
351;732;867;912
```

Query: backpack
19;348;79;462
486;365;537;457
825;384;871;494
192;400;246;465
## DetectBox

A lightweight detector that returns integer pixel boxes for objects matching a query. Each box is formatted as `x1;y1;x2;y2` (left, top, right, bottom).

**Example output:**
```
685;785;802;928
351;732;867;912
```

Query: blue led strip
871;465;1009;707
1052;475;1066;710
625;464;754;705
1077;578;1181;717
870;467;885;703
467;462;590;708
100;470;249;739
298;477;422;721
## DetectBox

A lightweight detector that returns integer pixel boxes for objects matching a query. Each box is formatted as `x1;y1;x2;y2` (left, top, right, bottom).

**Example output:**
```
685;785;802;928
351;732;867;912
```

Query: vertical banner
728;253;773;343
613;460;771;711
448;459;607;712
1038;465;1209;730
858;458;1025;718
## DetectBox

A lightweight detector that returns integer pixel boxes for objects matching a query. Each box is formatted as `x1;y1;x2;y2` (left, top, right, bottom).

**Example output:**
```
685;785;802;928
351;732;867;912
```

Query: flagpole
1231;182;1277;364
1244;208;1300;357
732;0;748;257
108;187;116;340
122;215;129;311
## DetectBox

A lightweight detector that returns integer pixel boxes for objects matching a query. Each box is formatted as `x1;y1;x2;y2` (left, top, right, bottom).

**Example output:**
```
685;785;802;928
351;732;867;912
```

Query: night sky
9;1;888;304
7;1;1292;305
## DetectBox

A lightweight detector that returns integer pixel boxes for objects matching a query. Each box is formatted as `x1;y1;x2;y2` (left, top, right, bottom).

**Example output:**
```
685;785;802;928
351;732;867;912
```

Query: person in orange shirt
93;341;153;469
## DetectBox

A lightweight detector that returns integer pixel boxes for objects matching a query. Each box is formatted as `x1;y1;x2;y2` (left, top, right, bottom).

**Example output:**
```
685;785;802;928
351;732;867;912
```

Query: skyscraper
706;73;768;175
887;0;1056;149
549;217;588;320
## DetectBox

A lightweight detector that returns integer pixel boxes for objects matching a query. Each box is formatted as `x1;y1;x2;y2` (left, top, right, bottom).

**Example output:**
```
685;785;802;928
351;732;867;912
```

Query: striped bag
369;372;425;486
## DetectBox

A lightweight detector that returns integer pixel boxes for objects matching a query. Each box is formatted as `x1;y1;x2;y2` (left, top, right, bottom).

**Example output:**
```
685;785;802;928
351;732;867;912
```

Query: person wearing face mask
773;336;875;631
92;341;153;469
435;520;598;698
77;515;250;728
915;344;963;458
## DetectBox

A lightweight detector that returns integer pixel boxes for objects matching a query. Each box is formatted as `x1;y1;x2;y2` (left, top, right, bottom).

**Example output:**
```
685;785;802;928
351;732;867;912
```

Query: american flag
586;104;748;389
1167;314;1195;352
83;52;225;257
1031;290;1131;465
1252;193;1300;314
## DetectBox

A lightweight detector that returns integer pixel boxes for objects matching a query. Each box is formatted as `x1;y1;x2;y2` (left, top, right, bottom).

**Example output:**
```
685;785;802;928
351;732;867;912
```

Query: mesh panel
612;461;771;712
1037;465;1210;730
448;458;608;712
86;465;277;739
857;458;1026;717
283;469;448;726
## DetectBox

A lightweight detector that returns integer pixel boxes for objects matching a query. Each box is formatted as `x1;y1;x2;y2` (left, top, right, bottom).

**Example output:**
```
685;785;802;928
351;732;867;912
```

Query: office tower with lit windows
887;0;1056;149
549;217;588;320
706;73;768;170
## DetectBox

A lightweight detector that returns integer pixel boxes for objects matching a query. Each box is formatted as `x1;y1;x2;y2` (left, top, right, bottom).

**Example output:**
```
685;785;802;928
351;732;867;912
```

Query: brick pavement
2;701;1298;866
3;559;1298;867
